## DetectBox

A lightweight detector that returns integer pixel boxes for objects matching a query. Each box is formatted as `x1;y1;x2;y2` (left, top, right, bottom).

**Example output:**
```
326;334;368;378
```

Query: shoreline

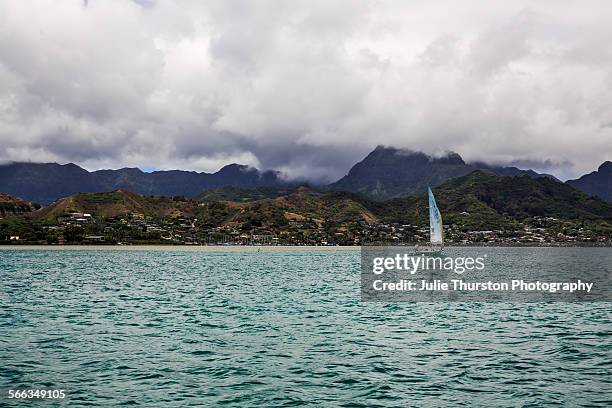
0;245;361;251
0;244;610;251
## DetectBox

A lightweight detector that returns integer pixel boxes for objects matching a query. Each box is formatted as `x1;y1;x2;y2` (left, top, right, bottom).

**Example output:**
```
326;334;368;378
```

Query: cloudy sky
0;0;610;181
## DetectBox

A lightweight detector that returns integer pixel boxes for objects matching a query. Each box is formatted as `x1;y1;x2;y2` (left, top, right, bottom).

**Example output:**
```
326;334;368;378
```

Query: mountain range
2;169;611;244
25;171;612;232
0;146;609;204
0;162;285;205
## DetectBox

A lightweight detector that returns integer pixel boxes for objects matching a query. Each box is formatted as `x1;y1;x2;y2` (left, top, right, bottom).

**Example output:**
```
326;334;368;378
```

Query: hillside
33;190;207;220
0;193;39;216
567;161;612;202
222;187;377;230
471;162;559;181
4;186;382;245
371;171;612;231
31;187;377;229
198;186;300;202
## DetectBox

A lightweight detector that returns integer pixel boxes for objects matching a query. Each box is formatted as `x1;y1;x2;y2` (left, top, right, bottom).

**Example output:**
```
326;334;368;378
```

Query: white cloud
0;0;610;181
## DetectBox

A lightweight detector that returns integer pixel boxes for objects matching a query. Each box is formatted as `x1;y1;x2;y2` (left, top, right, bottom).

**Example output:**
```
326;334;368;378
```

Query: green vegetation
0;193;39;216
366;171;612;243
1;171;611;245
198;186;298;202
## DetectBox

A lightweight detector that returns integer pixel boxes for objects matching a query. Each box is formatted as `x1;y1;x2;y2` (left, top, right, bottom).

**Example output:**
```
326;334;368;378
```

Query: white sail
428;187;443;246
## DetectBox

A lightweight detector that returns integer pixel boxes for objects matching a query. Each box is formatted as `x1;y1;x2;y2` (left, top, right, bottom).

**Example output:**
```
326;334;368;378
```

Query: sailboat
414;186;444;254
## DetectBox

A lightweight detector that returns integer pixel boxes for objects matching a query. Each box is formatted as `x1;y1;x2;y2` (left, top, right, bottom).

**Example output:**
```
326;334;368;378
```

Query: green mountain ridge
2;171;611;244
373;171;612;231
197;186;302;202
2;147;607;204
0;162;288;205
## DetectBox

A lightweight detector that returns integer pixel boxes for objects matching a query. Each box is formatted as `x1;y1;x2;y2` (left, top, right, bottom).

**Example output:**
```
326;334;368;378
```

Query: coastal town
2;209;609;246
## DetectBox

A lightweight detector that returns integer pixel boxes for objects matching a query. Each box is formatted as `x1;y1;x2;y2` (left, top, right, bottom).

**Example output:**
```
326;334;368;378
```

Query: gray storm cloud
0;0;610;181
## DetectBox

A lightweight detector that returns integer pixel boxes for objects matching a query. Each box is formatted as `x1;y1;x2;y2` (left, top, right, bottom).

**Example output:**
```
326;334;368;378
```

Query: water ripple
0;247;611;406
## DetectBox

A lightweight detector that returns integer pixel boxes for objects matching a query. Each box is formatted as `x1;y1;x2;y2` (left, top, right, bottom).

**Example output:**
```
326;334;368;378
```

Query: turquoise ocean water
0;247;611;406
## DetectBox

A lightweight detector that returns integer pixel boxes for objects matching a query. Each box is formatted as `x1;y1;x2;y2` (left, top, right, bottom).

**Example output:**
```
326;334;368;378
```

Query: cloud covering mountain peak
0;0;610;182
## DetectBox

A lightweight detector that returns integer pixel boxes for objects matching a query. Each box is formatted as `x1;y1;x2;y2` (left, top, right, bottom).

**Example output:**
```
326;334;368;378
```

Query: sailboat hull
408;244;444;255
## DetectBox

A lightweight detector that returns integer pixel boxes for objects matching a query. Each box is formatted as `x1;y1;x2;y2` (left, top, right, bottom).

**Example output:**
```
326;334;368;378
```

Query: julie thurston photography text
361;247;610;302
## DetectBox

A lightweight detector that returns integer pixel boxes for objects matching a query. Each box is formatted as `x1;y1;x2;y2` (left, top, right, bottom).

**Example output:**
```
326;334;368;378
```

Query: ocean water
0;247;610;407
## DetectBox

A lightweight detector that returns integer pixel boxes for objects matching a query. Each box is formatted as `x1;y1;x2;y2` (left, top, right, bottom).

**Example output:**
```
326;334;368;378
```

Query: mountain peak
369;146;465;165
567;161;612;201
433;151;465;165
328;146;562;200
217;163;255;175
370;145;421;157
115;167;145;176
329;146;471;199
598;161;612;173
